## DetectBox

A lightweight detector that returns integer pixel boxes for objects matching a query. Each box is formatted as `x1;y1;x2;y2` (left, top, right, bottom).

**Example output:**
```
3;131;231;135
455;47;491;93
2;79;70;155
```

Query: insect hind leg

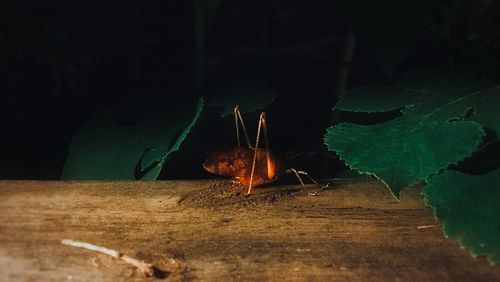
285;168;330;195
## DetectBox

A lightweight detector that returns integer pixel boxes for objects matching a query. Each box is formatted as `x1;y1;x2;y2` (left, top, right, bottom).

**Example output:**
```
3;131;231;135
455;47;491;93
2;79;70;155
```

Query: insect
203;106;327;194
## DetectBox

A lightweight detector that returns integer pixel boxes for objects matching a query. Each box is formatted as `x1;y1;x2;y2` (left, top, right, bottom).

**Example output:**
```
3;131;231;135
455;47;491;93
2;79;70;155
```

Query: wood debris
61;239;154;276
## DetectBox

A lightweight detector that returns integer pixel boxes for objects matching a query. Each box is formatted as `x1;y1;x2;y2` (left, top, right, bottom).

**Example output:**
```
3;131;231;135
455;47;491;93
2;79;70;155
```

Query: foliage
62;97;204;180
325;70;499;197
61;71;276;181
325;69;500;263
423;169;500;265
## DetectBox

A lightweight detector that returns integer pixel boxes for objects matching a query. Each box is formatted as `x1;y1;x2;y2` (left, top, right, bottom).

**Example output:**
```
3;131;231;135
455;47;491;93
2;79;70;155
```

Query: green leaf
422;169;500;265
62;97;204;180
396;71;500;134
337;0;434;75
325;70;499;197
326;120;484;197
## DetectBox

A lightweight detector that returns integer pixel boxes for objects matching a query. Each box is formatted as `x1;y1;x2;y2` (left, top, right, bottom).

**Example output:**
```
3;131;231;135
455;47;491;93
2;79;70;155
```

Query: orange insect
203;106;326;194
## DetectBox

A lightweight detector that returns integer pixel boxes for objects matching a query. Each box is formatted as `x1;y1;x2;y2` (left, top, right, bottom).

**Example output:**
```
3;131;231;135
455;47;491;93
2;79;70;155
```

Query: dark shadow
152;266;170;279
451;128;500;175
114;110;144;127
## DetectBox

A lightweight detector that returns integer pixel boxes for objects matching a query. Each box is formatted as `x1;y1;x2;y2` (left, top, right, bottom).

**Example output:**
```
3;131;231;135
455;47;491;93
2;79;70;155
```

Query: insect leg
247;112;267;194
234;106;241;147
234;106;252;149
285;168;329;195
260;112;274;181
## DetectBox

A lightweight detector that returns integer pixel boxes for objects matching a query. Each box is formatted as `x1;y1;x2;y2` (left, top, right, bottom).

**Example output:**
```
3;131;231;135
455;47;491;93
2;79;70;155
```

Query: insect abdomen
203;147;282;186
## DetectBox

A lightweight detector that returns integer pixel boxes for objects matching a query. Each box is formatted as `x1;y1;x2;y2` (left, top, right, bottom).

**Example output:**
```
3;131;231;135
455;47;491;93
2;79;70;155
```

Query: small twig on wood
417;224;439;229
61;239;154;277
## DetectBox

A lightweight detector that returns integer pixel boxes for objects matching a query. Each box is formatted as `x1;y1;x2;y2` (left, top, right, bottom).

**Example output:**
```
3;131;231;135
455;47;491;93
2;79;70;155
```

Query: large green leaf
423;169;500;265
325;70;500;197
337;0;434;75
62;97;204;180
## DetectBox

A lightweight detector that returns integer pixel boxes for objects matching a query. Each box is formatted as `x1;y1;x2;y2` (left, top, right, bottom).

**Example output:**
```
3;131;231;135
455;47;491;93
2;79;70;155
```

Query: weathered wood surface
0;180;499;281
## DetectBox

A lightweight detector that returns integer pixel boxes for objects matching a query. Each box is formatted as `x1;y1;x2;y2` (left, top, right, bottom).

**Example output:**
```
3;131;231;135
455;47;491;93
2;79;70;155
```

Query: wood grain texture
0;180;499;281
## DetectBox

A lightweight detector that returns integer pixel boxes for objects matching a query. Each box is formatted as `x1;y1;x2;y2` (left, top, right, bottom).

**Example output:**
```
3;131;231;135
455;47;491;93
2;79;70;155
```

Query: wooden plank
0;180;499;281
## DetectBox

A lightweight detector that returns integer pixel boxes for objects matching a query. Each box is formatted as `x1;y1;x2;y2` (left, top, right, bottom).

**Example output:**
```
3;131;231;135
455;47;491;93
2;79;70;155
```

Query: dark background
1;0;499;180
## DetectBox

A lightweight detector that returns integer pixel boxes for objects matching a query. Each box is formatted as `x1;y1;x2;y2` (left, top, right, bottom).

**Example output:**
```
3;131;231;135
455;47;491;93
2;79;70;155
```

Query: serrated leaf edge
325;122;485;199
